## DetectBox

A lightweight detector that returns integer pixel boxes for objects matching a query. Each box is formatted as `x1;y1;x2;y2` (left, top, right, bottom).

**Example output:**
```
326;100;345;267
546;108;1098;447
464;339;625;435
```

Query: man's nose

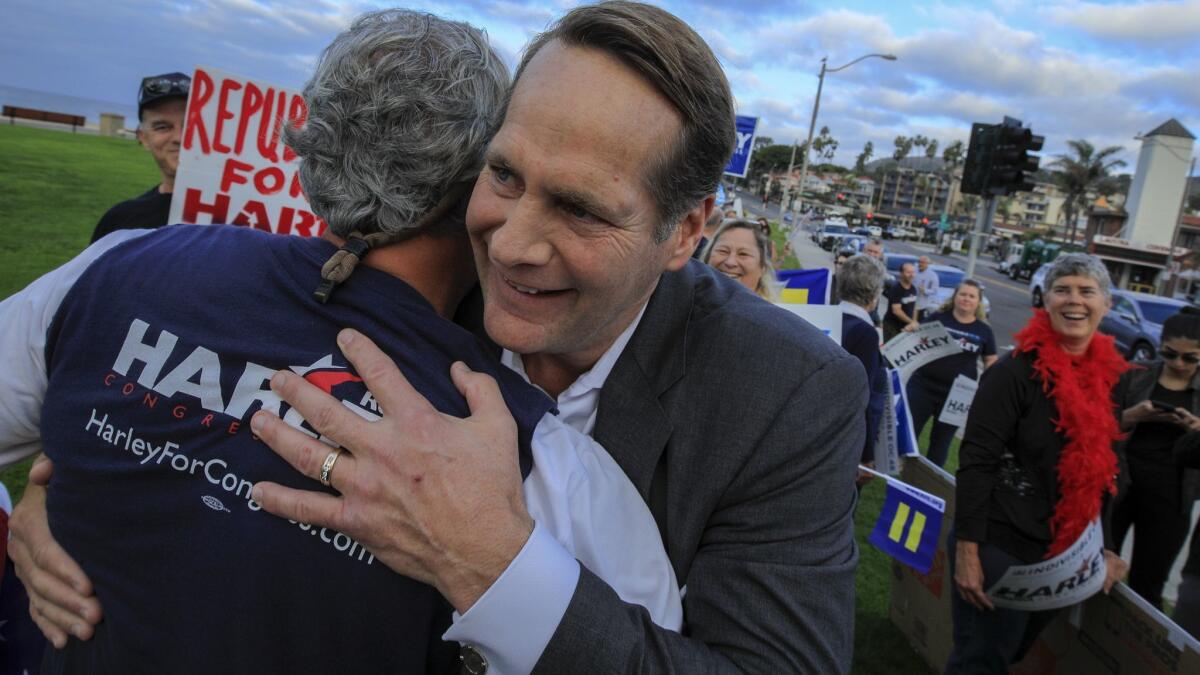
487;198;554;268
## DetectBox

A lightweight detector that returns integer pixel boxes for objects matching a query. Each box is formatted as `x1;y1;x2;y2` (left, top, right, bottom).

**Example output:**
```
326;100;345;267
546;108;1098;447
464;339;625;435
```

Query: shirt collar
501;301;649;396
839;300;874;325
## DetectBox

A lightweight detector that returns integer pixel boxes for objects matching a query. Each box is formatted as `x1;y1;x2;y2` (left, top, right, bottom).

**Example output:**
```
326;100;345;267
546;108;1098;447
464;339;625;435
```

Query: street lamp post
775;140;800;223
786;52;897;223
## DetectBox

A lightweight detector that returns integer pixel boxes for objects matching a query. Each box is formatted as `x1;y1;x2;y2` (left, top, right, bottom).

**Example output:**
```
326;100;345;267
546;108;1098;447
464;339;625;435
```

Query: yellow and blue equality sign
867;476;945;574
776;268;830;304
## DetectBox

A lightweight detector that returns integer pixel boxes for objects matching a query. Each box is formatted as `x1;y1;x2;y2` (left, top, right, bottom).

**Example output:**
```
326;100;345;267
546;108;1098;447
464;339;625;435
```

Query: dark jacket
956;350;1120;563
1113;360;1200;515
841;311;886;464
535;260;866;674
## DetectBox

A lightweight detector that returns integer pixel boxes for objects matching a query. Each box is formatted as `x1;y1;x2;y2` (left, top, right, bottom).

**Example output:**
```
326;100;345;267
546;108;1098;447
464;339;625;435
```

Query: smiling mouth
1060;312;1088;321
503;276;567;297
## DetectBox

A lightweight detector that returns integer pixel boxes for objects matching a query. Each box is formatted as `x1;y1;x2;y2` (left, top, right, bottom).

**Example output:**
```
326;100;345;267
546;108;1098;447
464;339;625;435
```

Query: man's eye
492;166;512;183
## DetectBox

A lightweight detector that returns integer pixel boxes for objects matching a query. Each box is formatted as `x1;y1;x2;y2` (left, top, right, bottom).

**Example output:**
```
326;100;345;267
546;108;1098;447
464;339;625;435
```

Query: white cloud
1048;0;1200;45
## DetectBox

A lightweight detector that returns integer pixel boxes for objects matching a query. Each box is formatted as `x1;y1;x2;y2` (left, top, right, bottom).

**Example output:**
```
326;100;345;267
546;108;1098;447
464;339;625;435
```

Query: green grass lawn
0;125;159;498
1;125;948;672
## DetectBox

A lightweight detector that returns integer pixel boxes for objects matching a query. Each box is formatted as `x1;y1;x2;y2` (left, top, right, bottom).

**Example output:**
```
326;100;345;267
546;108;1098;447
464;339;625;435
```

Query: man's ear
663;195;713;272
136;127;149;151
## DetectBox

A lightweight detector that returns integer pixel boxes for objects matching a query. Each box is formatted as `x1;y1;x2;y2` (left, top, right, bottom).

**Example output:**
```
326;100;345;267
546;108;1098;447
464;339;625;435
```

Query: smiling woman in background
702;219;778;301
949;253;1129;671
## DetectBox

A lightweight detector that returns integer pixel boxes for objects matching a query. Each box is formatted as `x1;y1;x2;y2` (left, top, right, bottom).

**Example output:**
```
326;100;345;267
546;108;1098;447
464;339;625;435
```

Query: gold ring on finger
319;448;343;487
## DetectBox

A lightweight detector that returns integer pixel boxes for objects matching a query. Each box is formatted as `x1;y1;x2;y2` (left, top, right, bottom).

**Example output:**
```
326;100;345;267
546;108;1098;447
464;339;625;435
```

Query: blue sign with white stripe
723;115;759;178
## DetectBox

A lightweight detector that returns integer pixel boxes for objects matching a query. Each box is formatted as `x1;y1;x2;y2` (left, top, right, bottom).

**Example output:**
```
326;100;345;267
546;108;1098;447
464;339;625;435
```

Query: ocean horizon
0;83;139;127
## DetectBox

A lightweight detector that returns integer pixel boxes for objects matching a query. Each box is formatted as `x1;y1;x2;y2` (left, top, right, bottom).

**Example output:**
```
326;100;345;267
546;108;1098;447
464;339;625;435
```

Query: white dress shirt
446;303;683;674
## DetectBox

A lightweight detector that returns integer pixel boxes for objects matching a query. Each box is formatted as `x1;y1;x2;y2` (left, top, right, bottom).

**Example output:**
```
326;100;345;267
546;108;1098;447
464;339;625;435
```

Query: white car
866;225;883;238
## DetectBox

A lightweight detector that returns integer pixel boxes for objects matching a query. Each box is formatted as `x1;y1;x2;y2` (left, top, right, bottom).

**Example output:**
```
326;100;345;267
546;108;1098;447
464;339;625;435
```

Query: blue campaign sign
868;477;946;574
724;115;759;178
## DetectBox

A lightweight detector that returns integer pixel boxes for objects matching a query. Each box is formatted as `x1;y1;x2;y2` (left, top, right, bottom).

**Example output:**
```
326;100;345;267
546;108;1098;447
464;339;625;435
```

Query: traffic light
988;117;1044;195
960;122;1000;196
959;116;1044;197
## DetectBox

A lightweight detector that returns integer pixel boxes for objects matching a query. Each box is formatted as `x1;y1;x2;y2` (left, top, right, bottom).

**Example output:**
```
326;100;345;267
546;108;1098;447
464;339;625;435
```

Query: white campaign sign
773;304;842;345
937;375;978;428
986;518;1106;611
169;66;324;236
882;322;959;380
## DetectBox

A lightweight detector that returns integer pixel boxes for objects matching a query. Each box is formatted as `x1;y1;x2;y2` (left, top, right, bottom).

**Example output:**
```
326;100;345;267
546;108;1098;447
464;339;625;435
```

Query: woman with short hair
702;219;778;301
837;255;888;482
948;253;1130;671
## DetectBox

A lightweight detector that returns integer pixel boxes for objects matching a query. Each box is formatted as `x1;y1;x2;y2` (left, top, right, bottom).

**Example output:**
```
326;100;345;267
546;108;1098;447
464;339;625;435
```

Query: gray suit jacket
534;260;866;673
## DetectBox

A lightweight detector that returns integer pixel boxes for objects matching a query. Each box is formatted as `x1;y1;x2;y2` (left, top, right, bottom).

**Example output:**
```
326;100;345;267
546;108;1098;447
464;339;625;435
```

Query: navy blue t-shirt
39;225;554;674
913;311;997;388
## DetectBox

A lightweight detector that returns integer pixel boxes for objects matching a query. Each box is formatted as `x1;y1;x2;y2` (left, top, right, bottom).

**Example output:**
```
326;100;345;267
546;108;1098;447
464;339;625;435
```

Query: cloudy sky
3;0;1197;170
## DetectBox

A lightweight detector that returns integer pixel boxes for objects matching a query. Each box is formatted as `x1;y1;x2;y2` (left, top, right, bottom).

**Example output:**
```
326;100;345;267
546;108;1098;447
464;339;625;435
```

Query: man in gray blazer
249;3;866;672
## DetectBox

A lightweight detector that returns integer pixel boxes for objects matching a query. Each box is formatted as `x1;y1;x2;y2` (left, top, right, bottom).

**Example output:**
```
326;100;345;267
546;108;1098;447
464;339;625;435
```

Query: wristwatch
460;644;488;674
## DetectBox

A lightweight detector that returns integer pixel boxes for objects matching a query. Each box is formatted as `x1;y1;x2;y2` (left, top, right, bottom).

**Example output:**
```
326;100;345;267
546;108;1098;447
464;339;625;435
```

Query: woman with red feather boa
947;253;1131;672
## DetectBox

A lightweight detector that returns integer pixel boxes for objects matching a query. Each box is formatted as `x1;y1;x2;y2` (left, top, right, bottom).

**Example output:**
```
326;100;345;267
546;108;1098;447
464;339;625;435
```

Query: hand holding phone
1151;400;1180;414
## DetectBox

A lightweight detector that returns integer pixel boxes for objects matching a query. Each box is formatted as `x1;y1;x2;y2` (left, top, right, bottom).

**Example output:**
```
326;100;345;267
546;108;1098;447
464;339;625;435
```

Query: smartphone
1151;400;1179;413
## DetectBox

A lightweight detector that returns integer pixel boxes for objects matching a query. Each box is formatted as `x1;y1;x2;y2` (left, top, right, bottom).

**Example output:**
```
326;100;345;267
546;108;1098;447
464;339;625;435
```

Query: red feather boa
1013;310;1129;558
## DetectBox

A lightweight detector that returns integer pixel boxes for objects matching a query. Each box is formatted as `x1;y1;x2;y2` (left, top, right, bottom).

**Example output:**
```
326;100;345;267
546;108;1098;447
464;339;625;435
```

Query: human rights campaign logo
868;478;946;574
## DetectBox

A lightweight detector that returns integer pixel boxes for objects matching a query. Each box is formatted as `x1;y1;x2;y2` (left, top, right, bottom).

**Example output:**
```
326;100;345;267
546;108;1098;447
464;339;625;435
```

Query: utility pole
965;196;998;279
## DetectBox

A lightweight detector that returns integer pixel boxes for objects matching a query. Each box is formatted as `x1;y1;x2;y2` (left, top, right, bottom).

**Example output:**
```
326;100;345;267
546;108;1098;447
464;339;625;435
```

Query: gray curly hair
1044;252;1113;299
837;254;886;308
284;10;509;238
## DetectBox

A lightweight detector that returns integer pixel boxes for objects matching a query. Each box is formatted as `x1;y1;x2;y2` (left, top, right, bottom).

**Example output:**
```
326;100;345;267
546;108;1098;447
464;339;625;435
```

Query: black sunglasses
1160;347;1200;364
139;75;191;103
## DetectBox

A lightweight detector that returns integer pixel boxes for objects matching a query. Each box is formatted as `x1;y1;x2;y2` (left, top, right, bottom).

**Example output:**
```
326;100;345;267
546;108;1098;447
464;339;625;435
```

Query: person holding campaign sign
702;219;778;300
1110;308;1200;612
90;72;190;243
905;279;997;468
949;253;1130;672
836;255;888;484
883;261;919;341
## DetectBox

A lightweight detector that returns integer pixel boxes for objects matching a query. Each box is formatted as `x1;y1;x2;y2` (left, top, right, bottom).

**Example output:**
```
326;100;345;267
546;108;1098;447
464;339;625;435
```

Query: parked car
883;254;990;316
852;227;871;237
866;225;883;238
1099;290;1191;361
817;223;851;250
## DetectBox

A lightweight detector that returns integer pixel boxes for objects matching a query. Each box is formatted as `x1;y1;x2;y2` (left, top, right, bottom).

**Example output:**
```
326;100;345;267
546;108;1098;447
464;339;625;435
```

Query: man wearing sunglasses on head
89;72;190;243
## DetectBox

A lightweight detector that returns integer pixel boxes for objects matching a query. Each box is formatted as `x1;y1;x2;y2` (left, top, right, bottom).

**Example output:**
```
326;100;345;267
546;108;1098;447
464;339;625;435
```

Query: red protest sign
169;66;326;236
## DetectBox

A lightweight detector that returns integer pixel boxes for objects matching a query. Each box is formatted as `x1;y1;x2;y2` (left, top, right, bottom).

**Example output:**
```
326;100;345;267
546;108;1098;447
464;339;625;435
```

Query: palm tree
1049;140;1126;245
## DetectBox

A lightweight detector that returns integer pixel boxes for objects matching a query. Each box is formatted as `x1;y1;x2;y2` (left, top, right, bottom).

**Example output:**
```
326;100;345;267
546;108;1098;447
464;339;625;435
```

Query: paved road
734;189;1035;350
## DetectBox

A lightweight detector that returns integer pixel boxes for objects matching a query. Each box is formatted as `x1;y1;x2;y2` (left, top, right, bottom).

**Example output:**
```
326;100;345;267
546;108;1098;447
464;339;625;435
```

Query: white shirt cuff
442;520;580;674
